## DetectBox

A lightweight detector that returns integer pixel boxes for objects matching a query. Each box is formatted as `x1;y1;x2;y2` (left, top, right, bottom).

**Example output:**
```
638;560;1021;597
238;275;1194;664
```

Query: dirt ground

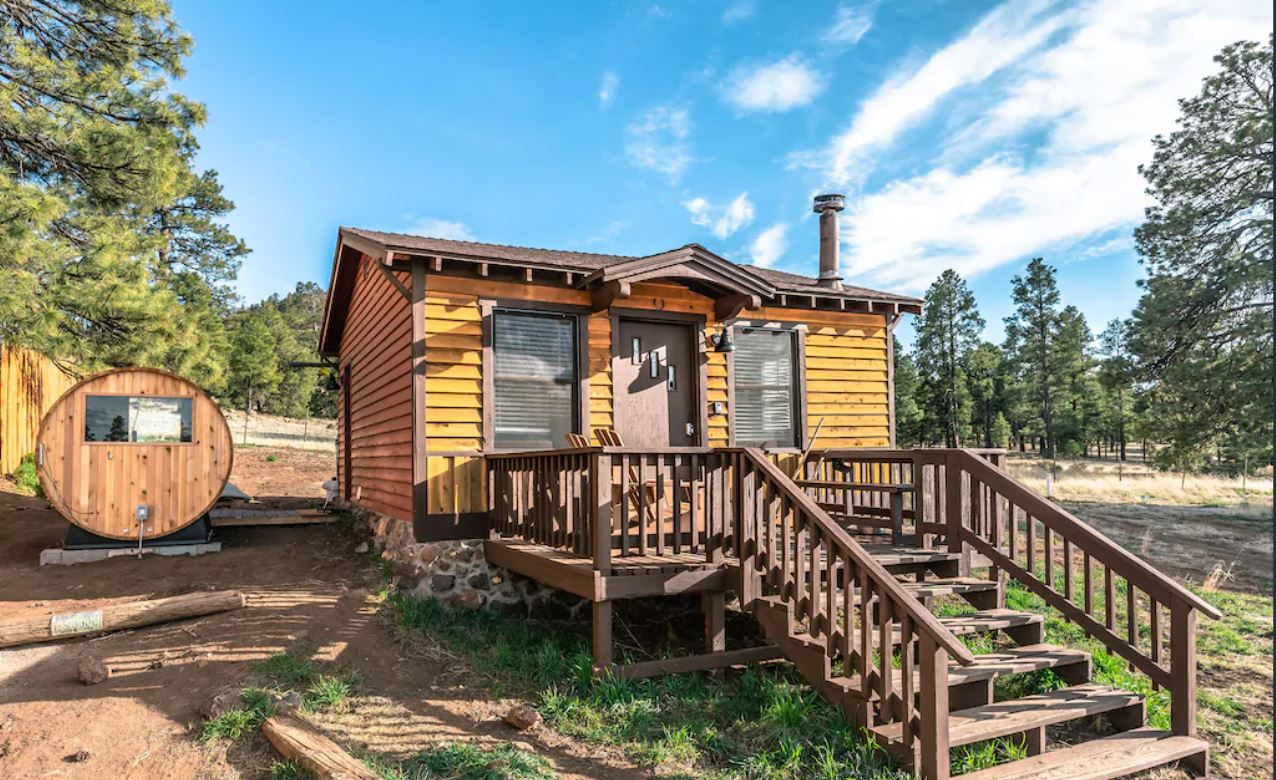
0;448;641;780
0;448;1269;778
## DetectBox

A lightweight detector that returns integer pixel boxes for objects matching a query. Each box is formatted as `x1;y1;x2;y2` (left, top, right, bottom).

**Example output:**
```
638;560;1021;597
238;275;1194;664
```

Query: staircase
727;448;1215;780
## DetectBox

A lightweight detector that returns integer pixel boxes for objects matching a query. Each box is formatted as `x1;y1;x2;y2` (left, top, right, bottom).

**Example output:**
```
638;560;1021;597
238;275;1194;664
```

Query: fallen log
262;715;378;780
0;590;246;648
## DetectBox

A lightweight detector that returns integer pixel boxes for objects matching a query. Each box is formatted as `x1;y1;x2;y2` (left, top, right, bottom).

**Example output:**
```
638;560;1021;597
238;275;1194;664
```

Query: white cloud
818;0;1271;293
599;70;619;107
722;0;757;24
824;3;876;46
749;223;789;267
683;192;756;239
404;217;475;241
625;106;693;181
722;54;825;113
804;0;1069;181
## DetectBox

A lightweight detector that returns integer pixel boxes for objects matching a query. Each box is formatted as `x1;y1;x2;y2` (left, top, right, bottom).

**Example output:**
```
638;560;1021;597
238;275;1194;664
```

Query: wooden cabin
318;202;1214;780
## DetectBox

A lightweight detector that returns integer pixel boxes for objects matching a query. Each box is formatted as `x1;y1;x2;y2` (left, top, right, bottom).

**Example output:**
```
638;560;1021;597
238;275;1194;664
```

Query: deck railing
923;449;1220;740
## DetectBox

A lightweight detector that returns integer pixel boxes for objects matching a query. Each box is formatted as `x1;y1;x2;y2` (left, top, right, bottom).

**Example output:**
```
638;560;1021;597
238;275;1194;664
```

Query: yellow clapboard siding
425;407;482;423
426;393;482;409
806;368;889;381
424;333;482;351
425;319;482;336
426;437;482;451
426;422;483;437
425;303;481;321
425;363;482;379
428;378;482;395
426;349;482;366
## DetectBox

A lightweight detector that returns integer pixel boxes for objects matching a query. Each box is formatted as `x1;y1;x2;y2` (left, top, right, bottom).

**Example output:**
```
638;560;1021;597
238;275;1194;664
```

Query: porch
481;445;1215;780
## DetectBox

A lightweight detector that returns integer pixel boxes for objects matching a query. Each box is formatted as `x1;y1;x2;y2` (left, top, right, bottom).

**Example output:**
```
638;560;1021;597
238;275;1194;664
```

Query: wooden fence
0;345;76;474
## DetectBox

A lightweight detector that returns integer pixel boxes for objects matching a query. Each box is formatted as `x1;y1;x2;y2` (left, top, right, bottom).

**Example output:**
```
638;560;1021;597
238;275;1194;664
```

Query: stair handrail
740;448;975;665
954;450;1221;619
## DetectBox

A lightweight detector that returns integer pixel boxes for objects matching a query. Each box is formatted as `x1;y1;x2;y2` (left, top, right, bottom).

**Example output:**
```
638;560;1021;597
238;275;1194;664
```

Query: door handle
686;422;695;437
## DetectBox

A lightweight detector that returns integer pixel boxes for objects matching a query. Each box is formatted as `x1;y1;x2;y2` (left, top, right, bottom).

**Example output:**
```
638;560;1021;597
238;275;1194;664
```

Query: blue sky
172;0;1270;346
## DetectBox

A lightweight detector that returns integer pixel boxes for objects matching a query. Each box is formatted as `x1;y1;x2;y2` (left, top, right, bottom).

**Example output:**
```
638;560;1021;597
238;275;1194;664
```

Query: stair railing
732;448;973;777
939;449;1221;740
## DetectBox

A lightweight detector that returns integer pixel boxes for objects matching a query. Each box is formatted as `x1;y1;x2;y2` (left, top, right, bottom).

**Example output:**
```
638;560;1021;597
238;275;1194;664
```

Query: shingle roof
340;227;921;304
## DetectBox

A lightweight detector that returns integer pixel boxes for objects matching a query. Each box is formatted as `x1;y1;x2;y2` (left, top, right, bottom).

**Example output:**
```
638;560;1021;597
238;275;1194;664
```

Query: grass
388;592;911;780
9;453;41;497
1007;456;1272;506
365;742;556;780
200;651;361;743
201;688;276;741
270;761;313;780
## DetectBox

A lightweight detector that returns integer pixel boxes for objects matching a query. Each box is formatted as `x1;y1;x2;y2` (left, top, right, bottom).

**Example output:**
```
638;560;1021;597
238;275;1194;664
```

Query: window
492;310;579;449
85;396;193;443
733;328;798;448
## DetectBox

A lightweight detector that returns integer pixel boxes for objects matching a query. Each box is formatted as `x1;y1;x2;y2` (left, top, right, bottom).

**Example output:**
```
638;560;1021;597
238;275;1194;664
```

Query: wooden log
262;715;378;780
0;590;246;648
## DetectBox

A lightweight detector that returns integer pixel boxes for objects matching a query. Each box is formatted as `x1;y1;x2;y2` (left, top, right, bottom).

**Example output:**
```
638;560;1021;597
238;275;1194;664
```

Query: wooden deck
484;538;726;601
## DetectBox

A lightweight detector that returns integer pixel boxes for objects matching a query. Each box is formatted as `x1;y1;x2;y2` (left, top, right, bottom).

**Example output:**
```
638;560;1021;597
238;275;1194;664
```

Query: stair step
959;728;1207;780
937;609;1043;637
945;644;1090;687
872;683;1142;747
905;577;1000;598
862;544;960;567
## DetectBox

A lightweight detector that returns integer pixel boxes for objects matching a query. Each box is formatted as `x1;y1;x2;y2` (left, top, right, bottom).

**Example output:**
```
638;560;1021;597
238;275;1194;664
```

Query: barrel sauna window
733;327;800;448
84;395;193;444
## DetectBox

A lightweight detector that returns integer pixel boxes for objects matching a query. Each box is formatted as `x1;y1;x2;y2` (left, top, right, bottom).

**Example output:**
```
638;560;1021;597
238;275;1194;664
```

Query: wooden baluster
841;553;853;664
672;455;683;555
989;490;1002;590
1063;538;1073;606
900;614;915;748
655;459;666;557
618;455;629;556
637;456;649;556
1008;503;1018;567
1127;581;1137;670
1083;552;1093;615
1150;600;1161;684
1104;567;1115;630
1044;526;1054;589
775;482;787;591
878;598;893;724
825;538;837;649
858;570;872;687
945;454;963;566
793;500;805;614
1026;513;1036;575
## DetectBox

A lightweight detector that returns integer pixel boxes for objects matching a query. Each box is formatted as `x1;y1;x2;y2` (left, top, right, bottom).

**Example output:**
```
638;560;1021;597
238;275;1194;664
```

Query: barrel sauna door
613;318;699;448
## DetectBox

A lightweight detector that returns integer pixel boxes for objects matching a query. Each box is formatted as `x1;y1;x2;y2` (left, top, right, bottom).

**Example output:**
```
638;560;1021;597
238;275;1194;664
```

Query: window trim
81;393;196;446
480;299;590;452
725;320;807;450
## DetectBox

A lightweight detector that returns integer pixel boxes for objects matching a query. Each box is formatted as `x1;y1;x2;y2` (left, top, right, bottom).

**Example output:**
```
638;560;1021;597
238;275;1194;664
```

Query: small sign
50;609;104;637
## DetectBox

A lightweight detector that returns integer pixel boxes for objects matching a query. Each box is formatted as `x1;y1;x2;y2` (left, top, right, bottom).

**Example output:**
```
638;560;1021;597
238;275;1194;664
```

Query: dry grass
1007;456;1272;508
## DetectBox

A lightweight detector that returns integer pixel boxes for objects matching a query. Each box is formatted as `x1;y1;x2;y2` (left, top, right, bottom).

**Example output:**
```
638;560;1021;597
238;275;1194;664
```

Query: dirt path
1062;500;1273;593
0;449;643;780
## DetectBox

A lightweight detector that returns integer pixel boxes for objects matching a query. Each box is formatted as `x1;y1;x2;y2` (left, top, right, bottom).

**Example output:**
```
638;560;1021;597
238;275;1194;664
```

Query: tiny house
318;194;920;542
317;197;1216;779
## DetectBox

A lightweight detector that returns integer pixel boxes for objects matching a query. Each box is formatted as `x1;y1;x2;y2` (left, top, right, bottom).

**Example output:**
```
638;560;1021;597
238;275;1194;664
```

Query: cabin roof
320;227;922;356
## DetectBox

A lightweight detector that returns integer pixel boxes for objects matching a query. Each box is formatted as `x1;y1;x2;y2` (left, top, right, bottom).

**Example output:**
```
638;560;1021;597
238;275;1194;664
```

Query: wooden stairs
730;449;1213;780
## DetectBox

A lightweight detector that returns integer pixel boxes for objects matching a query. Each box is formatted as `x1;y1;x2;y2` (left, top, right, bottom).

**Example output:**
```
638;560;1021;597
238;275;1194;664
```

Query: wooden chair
565;432;590;449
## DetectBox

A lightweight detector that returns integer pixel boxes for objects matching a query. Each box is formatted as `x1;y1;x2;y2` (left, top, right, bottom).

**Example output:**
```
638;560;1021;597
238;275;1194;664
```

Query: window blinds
733;328;797;448
492;310;578;449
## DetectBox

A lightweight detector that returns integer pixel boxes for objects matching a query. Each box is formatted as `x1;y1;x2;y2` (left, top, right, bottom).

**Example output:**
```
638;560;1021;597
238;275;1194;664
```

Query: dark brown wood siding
336;254;413;520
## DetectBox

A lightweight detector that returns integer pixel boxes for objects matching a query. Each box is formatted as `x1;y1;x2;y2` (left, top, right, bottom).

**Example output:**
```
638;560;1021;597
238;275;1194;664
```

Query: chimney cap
813;193;845;213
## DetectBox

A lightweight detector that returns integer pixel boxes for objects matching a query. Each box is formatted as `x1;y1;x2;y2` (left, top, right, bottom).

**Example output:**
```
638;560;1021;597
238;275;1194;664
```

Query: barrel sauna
35;368;233;541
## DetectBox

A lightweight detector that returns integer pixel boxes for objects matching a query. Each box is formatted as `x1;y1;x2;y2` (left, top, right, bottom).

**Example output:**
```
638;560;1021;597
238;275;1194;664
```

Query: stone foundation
352;506;587;620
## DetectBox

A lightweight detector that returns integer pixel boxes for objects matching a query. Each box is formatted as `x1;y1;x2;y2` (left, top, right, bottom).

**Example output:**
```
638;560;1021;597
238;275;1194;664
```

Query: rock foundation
351;506;587;620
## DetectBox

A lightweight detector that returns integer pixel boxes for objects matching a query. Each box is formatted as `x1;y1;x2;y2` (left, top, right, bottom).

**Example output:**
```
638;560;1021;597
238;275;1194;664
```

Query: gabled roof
319;227;923;356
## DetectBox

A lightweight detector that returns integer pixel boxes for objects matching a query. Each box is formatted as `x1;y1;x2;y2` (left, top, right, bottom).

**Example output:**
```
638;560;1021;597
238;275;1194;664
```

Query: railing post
591;452;612;576
945;451;965;572
918;633;951;780
1170;600;1197;737
736;453;758;610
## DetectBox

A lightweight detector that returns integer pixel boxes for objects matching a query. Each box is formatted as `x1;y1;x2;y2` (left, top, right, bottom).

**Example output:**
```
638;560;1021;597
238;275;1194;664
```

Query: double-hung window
491;310;579;449
733;327;799;448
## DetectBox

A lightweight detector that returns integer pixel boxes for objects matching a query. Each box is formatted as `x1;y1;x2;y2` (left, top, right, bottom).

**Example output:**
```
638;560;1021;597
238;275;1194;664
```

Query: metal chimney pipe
813;193;845;289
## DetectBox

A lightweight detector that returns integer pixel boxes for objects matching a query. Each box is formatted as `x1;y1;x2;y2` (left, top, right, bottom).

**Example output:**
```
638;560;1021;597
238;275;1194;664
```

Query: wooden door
614;319;698;447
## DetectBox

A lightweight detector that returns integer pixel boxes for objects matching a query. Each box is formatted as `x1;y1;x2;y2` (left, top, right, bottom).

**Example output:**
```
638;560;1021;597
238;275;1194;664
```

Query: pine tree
1129;36;1273;473
1053;306;1094;456
892;336;924;446
1097;319;1134;460
915;270;984;446
228;313;282;416
0;0;244;381
966;343;1005;448
1003;258;1066;458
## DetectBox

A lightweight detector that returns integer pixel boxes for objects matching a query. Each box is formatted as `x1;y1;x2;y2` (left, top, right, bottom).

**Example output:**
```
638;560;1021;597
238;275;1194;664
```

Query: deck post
735;453;759;610
703;592;726;656
592;601;613;674
944;452;965;574
1170;600;1197;737
918;633;951;780
591;452;612;576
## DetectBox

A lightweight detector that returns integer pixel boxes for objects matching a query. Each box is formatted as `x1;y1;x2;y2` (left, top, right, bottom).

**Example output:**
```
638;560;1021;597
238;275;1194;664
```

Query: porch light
712;327;735;353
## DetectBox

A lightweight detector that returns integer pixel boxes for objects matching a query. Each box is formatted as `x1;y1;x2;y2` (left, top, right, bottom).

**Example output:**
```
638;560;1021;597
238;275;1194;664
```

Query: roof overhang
575;244;775;317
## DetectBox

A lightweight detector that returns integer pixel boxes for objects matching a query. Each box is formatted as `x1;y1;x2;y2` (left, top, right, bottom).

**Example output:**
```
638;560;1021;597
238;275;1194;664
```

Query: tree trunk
262;716;378;780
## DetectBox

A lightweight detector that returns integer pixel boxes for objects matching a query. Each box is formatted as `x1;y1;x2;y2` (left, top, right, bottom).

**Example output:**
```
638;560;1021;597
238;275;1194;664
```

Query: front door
614;318;698;447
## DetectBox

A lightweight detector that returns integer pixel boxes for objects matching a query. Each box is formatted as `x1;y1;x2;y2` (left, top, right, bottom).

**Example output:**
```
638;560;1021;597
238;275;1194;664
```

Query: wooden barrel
35;368;233;541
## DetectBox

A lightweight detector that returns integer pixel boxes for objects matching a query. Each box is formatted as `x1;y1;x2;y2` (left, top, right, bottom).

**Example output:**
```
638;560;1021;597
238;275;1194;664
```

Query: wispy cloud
800;0;1068;182
574;219;626;247
722;54;825;113
749;223;789;267
598;70;619;108
722;0;757;24
823;2;876;46
683;192;756;239
404;217;475;241
625;105;693;181
834;0;1271;293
